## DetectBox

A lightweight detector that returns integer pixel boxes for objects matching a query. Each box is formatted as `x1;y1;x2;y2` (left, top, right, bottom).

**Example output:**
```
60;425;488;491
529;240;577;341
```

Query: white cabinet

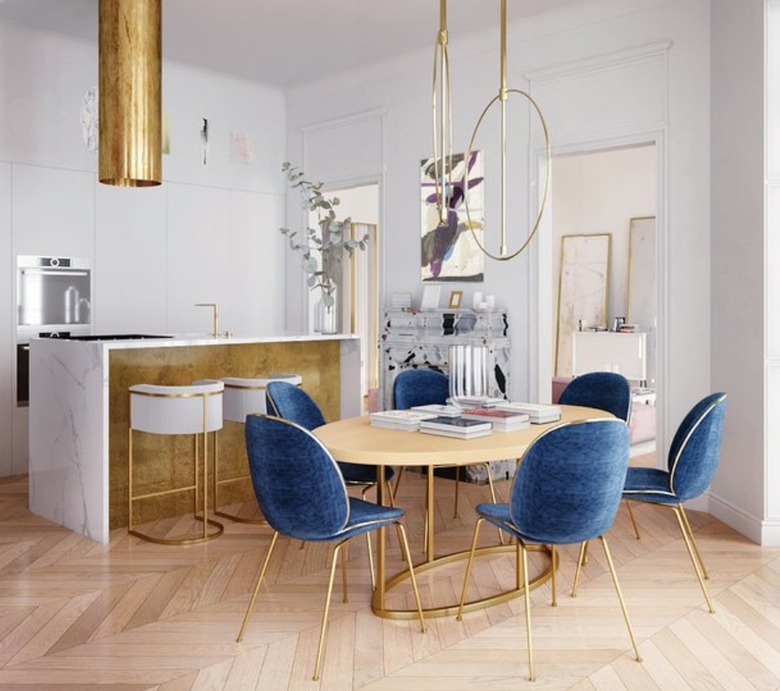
572;331;647;384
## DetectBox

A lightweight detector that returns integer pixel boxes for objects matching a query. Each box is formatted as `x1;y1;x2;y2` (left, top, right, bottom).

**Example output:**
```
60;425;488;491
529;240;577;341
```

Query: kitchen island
28;334;361;543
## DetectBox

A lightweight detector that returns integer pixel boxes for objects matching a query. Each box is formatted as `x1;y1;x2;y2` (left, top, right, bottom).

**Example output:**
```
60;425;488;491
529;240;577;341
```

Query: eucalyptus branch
280;162;370;299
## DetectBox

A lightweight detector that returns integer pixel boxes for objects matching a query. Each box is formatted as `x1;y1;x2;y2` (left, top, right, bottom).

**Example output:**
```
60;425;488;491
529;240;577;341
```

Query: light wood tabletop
313;404;617;619
314;404;611;466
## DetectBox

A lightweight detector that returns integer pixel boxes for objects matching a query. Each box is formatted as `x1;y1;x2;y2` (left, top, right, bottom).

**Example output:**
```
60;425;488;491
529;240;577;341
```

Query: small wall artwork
229;131;256;164
420;151;485;282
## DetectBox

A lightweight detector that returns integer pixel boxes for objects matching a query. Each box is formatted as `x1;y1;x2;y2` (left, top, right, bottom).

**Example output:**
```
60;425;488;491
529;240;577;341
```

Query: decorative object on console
462;0;551;261
420;284;441;310
99;0;162;187
448;290;463;309
280;163;369;334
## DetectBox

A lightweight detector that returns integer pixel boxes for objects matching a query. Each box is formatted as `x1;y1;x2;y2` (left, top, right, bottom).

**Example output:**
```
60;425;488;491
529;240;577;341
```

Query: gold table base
371;541;553;620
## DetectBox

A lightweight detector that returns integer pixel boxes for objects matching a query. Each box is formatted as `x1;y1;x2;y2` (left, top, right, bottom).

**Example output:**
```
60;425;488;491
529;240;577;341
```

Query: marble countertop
30;332;358;350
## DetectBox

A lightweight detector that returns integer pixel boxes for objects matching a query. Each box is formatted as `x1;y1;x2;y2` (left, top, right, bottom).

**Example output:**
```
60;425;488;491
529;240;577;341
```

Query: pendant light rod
432;0;452;225
499;0;508;255
463;0;551;261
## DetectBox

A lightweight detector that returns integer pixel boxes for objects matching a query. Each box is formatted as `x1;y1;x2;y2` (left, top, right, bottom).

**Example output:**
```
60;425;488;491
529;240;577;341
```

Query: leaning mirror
627;216;656;385
555;233;611;377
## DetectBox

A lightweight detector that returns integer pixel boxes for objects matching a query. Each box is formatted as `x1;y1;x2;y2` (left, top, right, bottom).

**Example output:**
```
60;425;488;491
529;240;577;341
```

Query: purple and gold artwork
421;151;485;282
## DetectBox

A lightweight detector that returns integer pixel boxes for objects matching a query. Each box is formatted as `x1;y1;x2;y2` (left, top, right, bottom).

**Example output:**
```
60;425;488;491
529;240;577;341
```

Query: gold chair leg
550;545;557;606
366;532;376;592
599;536;642;662
679;505;709;579
313;540;346;681
673;507;714;613
341;542;349;603
453;466;460;518
521;543;535;682
483;463;504;545
571;541;587;598
456;517;484;620
395;522;426;633
626;499;641;539
392;466;405;502
237;531;279;642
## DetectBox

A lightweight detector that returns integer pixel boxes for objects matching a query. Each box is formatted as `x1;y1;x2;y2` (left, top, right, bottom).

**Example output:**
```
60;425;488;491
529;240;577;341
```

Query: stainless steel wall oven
16;256;92;405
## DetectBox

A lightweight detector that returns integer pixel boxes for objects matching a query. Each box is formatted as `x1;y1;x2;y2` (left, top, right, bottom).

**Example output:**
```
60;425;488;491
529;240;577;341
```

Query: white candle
473;291;483;310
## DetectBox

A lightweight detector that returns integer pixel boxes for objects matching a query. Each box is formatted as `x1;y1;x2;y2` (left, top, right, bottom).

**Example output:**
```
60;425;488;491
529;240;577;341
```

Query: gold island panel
109;340;342;529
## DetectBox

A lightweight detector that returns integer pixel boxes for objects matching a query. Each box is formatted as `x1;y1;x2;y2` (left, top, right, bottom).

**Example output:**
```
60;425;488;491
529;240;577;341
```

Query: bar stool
128;381;225;545
215;374;302;523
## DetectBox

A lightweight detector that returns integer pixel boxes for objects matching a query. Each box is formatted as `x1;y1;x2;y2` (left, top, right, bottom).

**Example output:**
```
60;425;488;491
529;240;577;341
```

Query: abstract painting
420;151;485;282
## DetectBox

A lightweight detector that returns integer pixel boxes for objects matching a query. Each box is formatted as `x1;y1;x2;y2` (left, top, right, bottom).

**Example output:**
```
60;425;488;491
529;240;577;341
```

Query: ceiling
0;0;591;86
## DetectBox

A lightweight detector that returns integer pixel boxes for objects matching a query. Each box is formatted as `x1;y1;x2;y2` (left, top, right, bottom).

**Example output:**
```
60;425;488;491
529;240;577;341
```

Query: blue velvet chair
237;414;425;681
559;371;633;577
457;419;641;681
266;381;395;491
621;392;727;613
392;369;498;520
558;371;632;421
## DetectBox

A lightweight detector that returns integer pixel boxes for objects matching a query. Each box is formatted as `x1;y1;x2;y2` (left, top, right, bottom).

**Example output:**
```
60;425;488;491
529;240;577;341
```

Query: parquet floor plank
0;471;776;689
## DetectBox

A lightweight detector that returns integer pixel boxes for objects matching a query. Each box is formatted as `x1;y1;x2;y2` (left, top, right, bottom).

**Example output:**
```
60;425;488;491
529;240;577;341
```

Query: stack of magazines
494;402;562;424
369;409;436;431
419;416;493;439
460;408;530;432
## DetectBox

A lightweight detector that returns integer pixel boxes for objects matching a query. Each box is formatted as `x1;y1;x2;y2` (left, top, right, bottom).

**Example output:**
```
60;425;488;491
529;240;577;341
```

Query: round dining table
314;404;613;619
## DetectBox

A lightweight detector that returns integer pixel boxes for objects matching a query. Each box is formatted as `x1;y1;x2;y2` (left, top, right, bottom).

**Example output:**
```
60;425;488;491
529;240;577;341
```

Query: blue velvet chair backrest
244;414;348;539
266;381;326;431
393;369;450;409
667;392;727;502
558;371;632;422
509;419;630;544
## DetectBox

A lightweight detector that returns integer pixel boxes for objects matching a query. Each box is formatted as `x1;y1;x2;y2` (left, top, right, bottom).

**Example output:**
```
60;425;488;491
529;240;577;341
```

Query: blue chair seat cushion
302;497;404;542
338;461;395;485
476;502;557;545
622;466;677;504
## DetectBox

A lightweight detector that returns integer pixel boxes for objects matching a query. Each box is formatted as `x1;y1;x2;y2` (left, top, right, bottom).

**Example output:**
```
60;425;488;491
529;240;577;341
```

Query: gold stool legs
128;425;224;545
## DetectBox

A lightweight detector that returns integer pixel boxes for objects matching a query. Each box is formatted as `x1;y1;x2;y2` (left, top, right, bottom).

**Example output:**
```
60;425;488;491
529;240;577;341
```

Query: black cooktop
58;334;174;341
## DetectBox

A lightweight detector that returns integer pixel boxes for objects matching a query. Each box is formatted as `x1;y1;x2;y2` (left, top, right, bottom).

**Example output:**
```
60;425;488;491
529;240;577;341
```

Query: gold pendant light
463;0;551;261
99;0;162;187
431;0;453;225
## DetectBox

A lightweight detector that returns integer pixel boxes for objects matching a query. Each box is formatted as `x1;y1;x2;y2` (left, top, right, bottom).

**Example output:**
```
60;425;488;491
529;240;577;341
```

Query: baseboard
707;492;765;544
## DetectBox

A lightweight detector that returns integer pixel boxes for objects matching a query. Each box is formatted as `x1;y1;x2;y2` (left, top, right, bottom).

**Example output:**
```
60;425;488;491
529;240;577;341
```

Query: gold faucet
195;303;219;338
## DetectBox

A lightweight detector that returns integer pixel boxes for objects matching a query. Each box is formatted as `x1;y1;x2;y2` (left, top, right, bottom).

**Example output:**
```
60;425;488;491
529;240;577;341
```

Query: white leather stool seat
127;380;225;544
130;382;224;435
221;374;302;423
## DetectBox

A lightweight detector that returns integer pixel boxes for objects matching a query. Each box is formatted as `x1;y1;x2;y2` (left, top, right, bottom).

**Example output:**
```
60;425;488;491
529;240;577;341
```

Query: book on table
460;408;531;431
369;409;437;431
410;403;463;418
418;415;493;438
493;402;561;424
446;395;506;408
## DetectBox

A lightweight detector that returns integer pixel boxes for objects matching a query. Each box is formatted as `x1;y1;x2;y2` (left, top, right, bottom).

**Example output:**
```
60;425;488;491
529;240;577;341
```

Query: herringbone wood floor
0;465;778;690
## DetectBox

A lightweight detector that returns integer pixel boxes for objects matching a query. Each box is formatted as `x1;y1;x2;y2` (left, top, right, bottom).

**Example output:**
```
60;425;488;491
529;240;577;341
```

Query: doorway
310;182;380;412
549;143;658;453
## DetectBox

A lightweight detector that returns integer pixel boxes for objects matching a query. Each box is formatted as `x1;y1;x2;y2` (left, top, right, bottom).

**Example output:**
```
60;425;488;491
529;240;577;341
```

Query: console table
378;308;511;481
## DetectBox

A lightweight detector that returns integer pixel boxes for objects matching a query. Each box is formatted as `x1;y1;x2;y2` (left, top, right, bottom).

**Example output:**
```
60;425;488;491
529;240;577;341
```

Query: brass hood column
99;0;162;187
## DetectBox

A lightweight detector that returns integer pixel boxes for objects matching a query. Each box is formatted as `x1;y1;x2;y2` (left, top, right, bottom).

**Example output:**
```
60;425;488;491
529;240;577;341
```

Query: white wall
0;21;288;473
551;145;657;378
709;0;766;542
286;0;710;463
